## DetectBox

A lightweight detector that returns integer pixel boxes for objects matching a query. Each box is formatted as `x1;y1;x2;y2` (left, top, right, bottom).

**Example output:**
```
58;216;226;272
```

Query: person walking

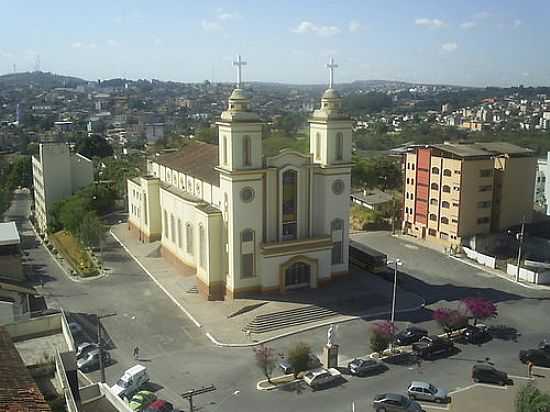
133;346;139;360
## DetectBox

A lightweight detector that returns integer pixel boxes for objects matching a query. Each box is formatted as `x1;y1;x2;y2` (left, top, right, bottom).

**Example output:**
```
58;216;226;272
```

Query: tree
516;383;550;412
77;134;113;158
433;308;468;338
287;342;311;378
253;344;276;383
462;297;498;326
5;155;32;189
79;212;106;250
369;321;397;355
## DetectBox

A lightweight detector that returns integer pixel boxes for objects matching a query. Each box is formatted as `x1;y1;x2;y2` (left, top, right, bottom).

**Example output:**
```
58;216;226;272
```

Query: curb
256;375;300;391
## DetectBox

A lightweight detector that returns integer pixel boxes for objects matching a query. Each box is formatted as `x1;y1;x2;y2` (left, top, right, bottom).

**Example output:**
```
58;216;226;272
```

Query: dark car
412;336;454;360
462;325;491;344
373;393;424;412
519;349;550;367
348;358;386;376
472;364;508;386
395;327;428;346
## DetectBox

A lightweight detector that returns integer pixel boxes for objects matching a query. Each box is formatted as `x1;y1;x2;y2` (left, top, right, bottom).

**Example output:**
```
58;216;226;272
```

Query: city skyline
0;0;549;87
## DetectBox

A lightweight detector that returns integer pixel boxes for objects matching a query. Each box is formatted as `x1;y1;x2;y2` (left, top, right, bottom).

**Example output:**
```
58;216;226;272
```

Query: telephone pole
96;312;116;383
180;385;216;412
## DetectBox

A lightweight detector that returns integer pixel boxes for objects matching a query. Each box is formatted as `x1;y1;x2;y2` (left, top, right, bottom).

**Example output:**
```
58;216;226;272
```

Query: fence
506;263;550;285
463;246;496;269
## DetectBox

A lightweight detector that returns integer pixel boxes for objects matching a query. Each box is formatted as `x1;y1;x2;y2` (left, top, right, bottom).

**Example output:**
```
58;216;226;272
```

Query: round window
240;187;255;203
332;179;345;195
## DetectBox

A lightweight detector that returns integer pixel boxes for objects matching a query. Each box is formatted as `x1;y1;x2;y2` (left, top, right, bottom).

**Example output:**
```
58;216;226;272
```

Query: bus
349;240;388;273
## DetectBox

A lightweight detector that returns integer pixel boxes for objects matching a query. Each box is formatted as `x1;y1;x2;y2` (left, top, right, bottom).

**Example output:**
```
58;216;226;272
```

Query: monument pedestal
322;344;339;368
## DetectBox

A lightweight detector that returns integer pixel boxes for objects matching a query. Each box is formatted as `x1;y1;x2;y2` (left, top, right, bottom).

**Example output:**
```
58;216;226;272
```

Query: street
7;189;550;412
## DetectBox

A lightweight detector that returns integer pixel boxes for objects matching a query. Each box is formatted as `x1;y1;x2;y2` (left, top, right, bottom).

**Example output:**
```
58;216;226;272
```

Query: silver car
76;342;99;360
407;381;448;403
373;393;424;412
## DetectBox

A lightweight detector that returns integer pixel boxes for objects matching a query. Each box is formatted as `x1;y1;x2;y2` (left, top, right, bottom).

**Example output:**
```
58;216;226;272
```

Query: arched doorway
285;261;311;289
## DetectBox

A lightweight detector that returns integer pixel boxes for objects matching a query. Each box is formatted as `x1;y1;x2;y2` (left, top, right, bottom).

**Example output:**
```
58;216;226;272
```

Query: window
443;169;452;176
453;186;460;192
199;224;206;269
407;163;410;170
177;218;182;249
186;223;193;255
430;198;438;205
411;178;414;185
480;169;493;177
432;167;440;174
479;185;492;192
406;178;410;184
451;218;458;224
442;185;451;193
428;228;437;236
441;201;450;208
412;164;415;170
454;170;461;175
431;183;439;190
336;132;343;160
331;219;344;265
241;229;255;278
315;133;321;160
282;170;298;241
453;202;460;207
440;232;449;240
163;210;168;238
243;135;251;166
478;217;490;224
170;214;175;242
441;217;449;224
223;136;228;165
429;214;437;221
478;201;491;208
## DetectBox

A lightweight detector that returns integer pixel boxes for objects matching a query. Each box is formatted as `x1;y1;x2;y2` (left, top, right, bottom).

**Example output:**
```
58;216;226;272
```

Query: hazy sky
1;0;548;87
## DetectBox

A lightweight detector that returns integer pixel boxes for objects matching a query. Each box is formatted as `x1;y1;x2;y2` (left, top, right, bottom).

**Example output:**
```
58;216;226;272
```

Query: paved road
7;191;550;412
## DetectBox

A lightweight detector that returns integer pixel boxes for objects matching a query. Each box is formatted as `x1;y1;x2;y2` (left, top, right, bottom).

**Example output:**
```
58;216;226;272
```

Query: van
111;365;149;398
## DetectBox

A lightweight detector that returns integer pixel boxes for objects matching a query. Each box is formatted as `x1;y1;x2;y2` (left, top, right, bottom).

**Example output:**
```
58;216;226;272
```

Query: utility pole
97;312;116;383
181;385;216;412
515;222;525;282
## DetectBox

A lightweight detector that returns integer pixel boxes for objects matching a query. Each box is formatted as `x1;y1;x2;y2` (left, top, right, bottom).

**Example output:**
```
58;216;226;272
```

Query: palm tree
516;383;550;412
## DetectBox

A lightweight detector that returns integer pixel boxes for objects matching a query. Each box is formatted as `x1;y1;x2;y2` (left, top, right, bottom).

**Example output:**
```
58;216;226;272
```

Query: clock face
332;179;345;195
240;187;255;203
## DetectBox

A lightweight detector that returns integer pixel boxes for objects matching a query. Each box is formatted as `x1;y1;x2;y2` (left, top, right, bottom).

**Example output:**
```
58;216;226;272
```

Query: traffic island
256;374;301;391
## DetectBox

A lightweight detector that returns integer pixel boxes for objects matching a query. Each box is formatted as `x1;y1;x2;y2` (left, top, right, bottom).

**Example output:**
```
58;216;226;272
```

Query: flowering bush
433;307;468;338
462;297;497;326
369;321;397;354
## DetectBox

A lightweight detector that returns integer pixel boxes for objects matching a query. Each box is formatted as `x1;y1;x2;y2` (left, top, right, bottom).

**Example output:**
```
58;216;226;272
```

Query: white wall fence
507;263;550;285
463;246;497;269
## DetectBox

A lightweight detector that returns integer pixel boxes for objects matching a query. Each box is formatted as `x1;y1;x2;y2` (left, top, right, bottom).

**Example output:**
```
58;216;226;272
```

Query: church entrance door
285;262;311;289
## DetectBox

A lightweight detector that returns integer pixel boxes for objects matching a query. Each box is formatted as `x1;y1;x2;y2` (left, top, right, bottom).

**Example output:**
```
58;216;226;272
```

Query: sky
0;0;549;87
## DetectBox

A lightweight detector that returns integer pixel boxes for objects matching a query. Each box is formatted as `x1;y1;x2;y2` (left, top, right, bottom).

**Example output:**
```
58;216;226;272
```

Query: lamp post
387;259;402;351
508;222;526;283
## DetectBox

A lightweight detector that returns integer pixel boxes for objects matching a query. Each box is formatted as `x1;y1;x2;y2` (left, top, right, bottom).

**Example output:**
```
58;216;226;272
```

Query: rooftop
430;142;534;159
0;221;20;246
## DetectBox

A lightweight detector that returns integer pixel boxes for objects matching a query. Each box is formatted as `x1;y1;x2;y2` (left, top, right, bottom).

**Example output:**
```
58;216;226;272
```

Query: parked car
412;336;454;360
77;349;111;372
519;349;550;367
76;342;99;360
407;381;448;403
348;358;386;376
303;368;341;390
539;340;550;352
143;400;176;412
279;354;321;374
395;327;428;346
472;365;508;386
129;390;157;412
372;393;424;412
111;365;150;399
68;322;83;336
462;325;491;344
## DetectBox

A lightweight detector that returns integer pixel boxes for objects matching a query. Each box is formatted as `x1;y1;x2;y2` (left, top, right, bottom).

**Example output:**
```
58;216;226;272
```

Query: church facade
127;62;353;300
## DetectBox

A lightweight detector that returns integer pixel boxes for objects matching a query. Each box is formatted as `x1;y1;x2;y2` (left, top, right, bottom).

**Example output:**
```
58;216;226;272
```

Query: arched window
441;217;449;224
186;223;193;255
241;229;255;278
336;132;344;161
315;133;321;160
432;167;440;174
430;198;438;205
443;169;452;177
431;183;439;190
331;219;344;265
222;136;228;165
442;185;451;193
441;201;450;208
429;214;437;221
199;224;206;269
243;135;251;166
282;170;298;240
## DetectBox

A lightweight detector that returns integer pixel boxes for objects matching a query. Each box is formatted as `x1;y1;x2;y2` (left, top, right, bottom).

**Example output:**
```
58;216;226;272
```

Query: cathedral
127;57;353;300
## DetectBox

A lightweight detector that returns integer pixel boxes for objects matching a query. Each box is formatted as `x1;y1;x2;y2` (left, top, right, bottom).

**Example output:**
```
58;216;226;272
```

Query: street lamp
212;390;240;412
508;222;525;283
387;258;403;325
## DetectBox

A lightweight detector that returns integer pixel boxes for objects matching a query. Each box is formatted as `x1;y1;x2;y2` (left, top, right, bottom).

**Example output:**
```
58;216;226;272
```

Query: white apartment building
32;143;94;233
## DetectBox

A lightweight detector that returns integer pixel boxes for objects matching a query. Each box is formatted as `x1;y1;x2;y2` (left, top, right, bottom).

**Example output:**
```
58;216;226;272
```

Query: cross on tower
233;55;247;88
326;57;338;89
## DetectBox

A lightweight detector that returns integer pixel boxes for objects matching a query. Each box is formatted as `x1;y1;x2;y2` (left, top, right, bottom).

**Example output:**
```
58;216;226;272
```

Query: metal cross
233;55;247;88
326;57;338;88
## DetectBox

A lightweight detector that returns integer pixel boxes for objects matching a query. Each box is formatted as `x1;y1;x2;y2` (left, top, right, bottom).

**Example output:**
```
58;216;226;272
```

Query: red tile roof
0;327;52;412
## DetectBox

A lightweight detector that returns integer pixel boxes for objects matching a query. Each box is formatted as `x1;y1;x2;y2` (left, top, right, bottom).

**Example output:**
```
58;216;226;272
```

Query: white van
111;364;149;398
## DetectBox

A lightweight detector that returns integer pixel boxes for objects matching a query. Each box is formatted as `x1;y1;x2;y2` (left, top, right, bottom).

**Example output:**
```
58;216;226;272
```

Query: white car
111;364;149;399
303;368;341;390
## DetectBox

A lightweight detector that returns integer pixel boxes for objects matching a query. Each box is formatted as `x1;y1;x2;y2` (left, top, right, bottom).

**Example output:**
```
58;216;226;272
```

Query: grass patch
262;137;309;157
49;231;98;277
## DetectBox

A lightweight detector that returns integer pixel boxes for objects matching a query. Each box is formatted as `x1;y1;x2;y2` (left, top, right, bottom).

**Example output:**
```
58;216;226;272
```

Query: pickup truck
303;368;341;390
412;335;454;360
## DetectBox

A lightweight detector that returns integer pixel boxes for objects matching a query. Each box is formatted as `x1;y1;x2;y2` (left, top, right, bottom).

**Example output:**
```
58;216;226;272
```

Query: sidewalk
110;223;425;346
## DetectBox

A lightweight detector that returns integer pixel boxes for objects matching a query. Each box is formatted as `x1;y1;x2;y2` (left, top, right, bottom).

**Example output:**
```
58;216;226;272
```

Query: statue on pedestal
327;324;336;347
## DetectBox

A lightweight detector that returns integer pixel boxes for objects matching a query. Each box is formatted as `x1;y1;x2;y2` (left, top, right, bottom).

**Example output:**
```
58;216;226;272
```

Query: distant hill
0;71;87;88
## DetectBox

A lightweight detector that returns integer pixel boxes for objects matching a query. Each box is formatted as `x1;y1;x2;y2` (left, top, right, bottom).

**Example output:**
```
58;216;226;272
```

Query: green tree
370;333;390;355
197;127;218;144
79;212;106;250
287;342;311;378
516;383;550;412
77;134;113;158
5;156;32;189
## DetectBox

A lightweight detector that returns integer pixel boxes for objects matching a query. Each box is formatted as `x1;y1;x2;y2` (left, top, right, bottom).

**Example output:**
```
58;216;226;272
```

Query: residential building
351;188;394;213
128;77;352;300
145;122;165;143
403;142;536;248
0;221;24;282
535;155;548;213
32;143;94;233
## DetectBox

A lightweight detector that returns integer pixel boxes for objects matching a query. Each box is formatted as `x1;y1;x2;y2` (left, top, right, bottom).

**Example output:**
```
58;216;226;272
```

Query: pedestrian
133;346;139;360
528;361;534;378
